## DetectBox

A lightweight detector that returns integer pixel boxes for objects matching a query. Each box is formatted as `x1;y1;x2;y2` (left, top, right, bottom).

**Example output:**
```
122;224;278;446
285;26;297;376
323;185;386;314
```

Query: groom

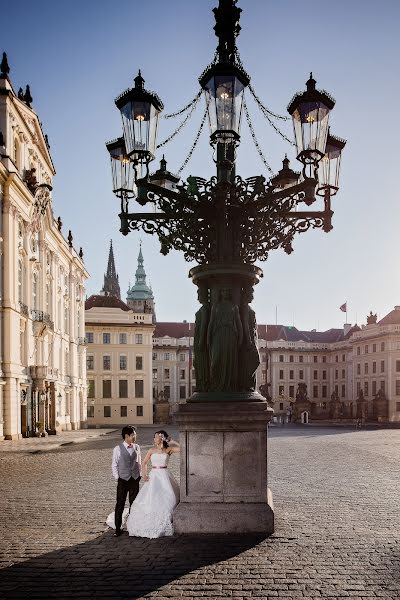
112;425;142;537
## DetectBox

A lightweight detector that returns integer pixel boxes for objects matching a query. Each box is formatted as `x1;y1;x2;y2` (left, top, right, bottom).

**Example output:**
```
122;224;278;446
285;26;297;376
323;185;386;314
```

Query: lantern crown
287;73;335;116
115;71;164;113
270;155;300;189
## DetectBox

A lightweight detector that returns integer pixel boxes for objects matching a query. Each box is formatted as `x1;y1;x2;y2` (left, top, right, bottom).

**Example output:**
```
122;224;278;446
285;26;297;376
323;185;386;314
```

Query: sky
2;0;400;331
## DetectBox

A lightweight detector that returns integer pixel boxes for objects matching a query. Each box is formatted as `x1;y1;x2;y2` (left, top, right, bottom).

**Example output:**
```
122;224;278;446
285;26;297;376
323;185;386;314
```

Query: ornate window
14;138;20;170
18;260;23;302
32;272;38;309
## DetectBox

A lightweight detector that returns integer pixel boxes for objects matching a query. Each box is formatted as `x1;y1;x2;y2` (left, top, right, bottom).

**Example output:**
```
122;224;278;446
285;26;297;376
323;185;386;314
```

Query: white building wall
0;70;89;439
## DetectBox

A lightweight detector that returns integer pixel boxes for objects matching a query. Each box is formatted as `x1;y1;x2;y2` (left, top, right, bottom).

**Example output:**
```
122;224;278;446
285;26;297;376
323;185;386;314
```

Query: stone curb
0;429;118;454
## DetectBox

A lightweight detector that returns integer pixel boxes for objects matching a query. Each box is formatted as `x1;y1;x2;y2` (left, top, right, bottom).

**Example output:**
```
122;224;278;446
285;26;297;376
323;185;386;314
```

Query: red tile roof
378;306;400;326
85;294;130;312
154;322;194;338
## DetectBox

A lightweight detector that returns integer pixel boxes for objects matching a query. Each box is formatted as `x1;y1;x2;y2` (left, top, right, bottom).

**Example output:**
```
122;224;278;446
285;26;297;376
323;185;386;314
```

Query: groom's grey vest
118;443;140;481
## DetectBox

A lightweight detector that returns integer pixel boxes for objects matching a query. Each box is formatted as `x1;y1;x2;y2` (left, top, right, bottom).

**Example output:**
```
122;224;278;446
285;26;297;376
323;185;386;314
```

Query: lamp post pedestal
173;400;274;534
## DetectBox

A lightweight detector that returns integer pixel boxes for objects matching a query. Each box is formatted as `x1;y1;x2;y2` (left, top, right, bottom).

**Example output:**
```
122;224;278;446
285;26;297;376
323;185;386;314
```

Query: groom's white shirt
112;441;142;480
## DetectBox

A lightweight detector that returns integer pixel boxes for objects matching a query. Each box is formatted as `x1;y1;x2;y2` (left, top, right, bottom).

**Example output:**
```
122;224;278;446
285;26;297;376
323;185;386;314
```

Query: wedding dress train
106;452;179;538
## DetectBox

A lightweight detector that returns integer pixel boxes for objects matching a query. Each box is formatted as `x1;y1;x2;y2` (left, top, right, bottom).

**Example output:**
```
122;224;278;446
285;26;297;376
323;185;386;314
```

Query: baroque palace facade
0;55;88;439
153;310;400;424
88;245;400;425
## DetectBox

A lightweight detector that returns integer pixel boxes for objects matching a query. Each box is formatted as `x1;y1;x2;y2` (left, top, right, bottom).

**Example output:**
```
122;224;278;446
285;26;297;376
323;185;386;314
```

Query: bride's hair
155;430;169;449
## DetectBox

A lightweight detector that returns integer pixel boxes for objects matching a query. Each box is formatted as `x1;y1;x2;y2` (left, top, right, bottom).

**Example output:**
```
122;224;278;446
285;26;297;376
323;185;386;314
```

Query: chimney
344;323;352;336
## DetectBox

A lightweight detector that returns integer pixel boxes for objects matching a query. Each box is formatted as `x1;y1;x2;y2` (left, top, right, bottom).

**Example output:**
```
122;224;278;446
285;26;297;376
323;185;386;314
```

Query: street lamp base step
174;490;274;534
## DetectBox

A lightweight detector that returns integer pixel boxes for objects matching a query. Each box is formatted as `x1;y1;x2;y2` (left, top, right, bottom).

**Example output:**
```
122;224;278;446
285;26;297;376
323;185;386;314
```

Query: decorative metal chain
177;104;209;175
243;97;274;175
157;93;202;149
163;89;202;119
255;97;296;147
234;49;295;147
248;83;289;121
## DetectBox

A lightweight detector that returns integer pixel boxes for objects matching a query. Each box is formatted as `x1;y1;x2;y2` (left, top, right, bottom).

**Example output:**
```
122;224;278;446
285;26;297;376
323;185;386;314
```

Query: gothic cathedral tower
101;240;121;299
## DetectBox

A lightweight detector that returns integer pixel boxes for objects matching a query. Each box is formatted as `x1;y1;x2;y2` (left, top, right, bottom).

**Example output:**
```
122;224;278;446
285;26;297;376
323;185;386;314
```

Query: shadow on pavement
0;531;268;599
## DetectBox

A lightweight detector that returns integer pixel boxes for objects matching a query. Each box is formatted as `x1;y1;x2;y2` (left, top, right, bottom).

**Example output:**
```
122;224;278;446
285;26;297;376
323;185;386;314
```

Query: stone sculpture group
193;284;260;393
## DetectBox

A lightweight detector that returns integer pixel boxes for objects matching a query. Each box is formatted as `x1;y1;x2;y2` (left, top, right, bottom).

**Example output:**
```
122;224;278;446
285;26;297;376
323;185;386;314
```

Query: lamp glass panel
110;155;136;195
319;151;342;189
292;101;330;157
204;75;245;136
120;100;160;158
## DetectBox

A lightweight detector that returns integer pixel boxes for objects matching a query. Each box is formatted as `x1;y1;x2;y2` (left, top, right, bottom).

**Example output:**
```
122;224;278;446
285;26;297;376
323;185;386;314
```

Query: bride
106;430;180;538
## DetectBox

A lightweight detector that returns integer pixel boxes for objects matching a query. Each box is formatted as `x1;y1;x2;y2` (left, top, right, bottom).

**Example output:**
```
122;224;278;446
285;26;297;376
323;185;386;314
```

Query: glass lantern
106;137;136;198
318;132;346;195
287;74;335;164
115;71;163;162
149;156;180;191
270;156;300;190
200;62;249;144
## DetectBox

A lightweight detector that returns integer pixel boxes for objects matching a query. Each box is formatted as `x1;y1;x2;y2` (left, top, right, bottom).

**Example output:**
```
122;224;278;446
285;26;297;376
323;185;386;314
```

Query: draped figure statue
193;285;210;392
207;287;243;392
239;285;260;391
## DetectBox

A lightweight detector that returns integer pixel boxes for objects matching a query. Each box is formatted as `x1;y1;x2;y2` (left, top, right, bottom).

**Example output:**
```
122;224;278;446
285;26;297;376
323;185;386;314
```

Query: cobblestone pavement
0;424;400;599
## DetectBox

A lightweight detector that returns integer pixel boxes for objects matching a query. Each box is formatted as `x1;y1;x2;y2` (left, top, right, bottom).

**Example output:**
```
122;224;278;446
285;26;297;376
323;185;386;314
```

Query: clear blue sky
3;0;400;330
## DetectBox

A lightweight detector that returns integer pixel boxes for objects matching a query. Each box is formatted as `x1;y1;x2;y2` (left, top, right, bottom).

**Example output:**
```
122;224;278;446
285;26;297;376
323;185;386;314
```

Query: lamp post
106;0;345;534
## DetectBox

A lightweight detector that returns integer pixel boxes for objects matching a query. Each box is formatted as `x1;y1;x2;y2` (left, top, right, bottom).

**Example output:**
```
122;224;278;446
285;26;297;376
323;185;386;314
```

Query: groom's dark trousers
115;476;141;532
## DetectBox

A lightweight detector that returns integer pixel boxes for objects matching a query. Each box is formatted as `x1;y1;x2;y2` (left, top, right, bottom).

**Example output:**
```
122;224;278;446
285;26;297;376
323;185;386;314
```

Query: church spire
135;242;146;286
126;243;155;318
101;240;121;299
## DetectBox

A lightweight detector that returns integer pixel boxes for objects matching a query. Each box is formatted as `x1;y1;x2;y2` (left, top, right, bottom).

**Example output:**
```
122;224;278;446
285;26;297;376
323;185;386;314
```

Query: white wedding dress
106;452;180;538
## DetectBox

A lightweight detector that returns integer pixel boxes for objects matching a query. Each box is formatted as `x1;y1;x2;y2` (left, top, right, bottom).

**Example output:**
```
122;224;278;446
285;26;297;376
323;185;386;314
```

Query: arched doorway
301;411;309;424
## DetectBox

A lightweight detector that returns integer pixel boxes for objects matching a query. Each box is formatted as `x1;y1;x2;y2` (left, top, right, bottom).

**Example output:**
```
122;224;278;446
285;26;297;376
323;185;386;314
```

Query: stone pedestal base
174;400;274;535
174;491;274;534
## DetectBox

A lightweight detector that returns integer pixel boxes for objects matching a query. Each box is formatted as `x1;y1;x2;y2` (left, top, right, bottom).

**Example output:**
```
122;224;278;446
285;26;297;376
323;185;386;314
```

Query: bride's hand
143;475;149;481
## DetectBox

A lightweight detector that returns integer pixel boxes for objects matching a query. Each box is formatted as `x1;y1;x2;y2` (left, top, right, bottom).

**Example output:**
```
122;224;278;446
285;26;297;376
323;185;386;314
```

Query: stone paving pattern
0;425;399;599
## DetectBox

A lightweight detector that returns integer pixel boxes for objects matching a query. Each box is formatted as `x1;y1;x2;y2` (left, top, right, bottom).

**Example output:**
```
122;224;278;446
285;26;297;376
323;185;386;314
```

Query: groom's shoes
114;530;123;537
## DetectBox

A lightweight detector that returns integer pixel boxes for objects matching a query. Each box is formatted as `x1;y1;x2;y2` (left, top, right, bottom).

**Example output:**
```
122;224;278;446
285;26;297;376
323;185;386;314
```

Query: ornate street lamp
270;156;300;191
200;62;249;145
105;136;136;212
106;0;345;535
114;71;163;163
316;131;346;233
318;132;346;194
288;73;335;179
